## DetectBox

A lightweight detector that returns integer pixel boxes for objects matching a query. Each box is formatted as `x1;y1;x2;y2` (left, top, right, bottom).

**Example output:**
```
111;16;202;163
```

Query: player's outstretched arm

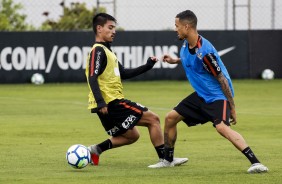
162;54;181;64
119;57;158;79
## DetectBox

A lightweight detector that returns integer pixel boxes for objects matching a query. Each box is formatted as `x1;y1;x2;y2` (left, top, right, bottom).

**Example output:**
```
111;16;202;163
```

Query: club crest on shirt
196;48;203;59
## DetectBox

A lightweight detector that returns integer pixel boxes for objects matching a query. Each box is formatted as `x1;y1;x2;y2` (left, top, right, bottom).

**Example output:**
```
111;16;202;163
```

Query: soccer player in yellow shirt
85;13;188;167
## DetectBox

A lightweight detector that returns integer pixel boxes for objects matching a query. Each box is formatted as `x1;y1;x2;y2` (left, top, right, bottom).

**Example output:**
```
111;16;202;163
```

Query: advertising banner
1;31;280;83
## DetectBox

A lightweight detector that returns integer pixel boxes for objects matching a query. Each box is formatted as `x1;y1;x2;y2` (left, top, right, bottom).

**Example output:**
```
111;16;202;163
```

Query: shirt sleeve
88;46;107;109
202;53;222;77
119;58;155;79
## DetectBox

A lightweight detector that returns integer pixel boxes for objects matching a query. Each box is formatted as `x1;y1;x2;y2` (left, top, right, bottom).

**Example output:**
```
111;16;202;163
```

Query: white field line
0;96;281;116
0;96;85;106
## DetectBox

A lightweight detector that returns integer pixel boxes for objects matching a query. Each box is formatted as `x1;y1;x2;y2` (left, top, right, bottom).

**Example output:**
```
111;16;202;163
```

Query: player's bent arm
119;57;156;79
89;77;107;109
88;47;107;109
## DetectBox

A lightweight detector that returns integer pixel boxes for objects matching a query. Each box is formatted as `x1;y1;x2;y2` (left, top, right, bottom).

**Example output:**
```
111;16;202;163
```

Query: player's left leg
206;99;268;173
215;122;268;173
137;110;163;147
215;122;247;151
137;110;166;164
111;127;140;147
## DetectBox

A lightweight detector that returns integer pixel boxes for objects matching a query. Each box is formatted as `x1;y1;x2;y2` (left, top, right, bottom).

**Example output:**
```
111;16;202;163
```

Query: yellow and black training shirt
85;42;156;112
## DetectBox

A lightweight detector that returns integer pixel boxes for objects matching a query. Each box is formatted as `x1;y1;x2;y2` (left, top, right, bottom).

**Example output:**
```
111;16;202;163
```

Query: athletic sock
242;146;260;164
164;147;174;162
97;139;112;153
155;144;165;159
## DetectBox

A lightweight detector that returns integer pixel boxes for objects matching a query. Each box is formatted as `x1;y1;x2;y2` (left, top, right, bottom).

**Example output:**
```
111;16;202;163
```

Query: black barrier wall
249;31;282;78
0;31;281;83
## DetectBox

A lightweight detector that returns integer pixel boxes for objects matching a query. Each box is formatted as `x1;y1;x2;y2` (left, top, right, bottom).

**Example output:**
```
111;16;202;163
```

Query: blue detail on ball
66;144;91;169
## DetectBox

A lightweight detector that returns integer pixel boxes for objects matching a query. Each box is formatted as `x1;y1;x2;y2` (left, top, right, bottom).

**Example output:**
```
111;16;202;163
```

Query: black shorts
96;99;148;137
174;92;230;127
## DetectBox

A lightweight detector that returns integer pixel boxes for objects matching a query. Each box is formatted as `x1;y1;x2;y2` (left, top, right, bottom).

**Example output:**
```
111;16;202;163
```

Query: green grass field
0;80;281;184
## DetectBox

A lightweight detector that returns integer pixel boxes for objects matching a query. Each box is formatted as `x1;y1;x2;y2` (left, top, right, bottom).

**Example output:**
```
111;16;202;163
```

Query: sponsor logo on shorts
107;126;120;136
122;115;137;129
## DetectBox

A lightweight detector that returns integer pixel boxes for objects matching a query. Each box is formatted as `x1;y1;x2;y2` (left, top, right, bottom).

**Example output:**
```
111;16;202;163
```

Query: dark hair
176;10;197;28
92;13;116;34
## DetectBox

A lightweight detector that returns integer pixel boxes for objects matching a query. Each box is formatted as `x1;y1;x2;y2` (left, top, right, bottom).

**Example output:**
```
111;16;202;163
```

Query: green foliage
0;0;34;31
40;3;106;31
0;80;282;183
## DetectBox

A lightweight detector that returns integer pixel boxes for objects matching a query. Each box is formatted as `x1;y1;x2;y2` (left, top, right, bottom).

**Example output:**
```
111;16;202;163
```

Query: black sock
97;139;112;153
155;144;165;159
242;147;260;164
164;147;174;162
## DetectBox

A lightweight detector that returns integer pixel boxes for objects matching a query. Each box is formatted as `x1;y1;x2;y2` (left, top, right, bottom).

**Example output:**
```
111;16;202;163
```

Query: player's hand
162;54;180;64
147;56;159;63
162;54;172;62
229;109;237;125
99;106;108;115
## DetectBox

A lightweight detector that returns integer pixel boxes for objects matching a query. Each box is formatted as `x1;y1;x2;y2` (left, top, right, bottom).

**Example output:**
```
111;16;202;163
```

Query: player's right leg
89;104;142;165
137;110;188;168
89;127;140;165
148;110;188;168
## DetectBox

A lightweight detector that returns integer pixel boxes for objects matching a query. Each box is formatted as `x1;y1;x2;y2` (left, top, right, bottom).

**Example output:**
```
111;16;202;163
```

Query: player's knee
146;115;161;130
124;127;140;144
147;112;161;125
164;113;177;129
138;111;161;128
215;122;228;135
152;114;160;124
129;132;140;143
165;112;176;123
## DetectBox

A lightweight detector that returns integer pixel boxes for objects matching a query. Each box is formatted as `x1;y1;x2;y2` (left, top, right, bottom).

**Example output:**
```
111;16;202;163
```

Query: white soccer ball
261;69;274;80
66;144;91;169
31;73;45;85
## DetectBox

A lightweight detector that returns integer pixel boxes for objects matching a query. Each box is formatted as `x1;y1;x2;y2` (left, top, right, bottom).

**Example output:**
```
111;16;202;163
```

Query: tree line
0;0;105;31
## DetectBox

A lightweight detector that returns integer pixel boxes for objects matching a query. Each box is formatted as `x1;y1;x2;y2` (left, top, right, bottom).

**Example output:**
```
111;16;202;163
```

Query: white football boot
148;158;188;168
247;163;268;173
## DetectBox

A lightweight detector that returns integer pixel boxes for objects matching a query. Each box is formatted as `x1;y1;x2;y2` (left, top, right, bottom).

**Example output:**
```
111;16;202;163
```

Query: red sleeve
202;53;221;77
